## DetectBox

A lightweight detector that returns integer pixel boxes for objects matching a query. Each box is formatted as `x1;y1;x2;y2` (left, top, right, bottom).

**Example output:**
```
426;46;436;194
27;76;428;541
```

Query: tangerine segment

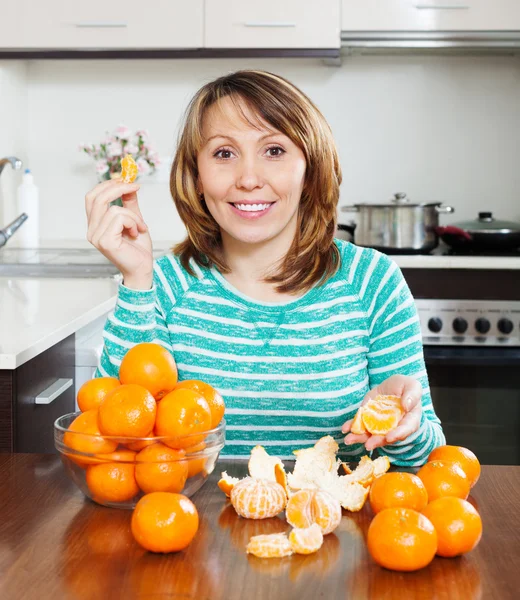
63;409;118;465
416;460;470;502
231;477;286;519
246;533;293;558
155;388;212;449
361;402;403;435
286;489;341;535
131;492;199;553
98;384;156;438
350;407;367;434
422;496;483;557
119;343;178;401
174;380;225;428
121;154;138;183
367;508;438;572
86;462;139;503
135;443;188;494
288;524;324;555
428;445;481;488
77;377;120;412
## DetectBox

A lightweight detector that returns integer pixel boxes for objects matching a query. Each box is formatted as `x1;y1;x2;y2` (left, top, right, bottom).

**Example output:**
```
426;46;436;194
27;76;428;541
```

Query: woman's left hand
341;374;423;451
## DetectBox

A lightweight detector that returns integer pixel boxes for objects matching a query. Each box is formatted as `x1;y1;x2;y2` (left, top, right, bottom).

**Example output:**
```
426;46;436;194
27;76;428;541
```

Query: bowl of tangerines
54;342;226;510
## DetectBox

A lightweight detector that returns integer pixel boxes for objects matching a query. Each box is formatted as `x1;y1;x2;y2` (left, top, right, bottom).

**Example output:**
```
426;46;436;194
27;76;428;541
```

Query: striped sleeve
94;257;181;379
356;249;446;467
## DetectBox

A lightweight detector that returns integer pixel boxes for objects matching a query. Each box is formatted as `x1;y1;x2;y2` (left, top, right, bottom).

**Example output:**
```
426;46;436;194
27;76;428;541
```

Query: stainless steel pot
340;192;455;254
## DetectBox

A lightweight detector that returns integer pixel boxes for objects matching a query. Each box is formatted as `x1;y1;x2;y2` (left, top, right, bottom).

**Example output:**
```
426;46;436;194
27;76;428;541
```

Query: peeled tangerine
246;524;324;558
120;154;138;183
286;489;341;535
351;394;404;435
230;477;286;519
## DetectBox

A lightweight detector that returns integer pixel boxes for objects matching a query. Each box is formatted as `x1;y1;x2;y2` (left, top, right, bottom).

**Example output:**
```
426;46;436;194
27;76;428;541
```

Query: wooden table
0;455;518;600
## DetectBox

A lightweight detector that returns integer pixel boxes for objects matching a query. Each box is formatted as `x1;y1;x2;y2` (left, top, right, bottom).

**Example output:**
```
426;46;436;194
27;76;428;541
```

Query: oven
403;268;520;466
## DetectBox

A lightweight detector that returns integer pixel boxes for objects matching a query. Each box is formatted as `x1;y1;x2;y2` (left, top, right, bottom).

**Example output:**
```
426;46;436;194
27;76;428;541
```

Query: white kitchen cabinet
20;0;203;49
341;0;520;31
205;0;341;48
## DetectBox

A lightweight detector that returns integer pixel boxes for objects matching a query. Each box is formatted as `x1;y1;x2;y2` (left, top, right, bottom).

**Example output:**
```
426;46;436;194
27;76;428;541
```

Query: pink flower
125;142;139;154
107;140;123;158
114;124;131;139
136;157;151;175
95;160;109;175
136;129;150;140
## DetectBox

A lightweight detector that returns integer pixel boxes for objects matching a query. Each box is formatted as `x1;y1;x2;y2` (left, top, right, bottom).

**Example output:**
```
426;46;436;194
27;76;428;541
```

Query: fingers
365;435;386;451
344;432;370;446
85;179;141;228
341;419;352;434
385;404;422;444
399;378;423;412
89;206;147;250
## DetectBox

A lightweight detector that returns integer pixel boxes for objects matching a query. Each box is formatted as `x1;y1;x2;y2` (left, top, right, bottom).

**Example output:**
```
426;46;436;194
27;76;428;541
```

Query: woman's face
197;96;306;249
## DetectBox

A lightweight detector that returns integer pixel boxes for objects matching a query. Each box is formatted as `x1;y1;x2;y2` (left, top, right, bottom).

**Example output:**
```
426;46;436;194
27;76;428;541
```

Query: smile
229;202;276;219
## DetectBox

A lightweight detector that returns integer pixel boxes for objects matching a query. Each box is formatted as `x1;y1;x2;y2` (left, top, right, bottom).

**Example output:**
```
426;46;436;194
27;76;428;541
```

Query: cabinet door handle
244;22;297;28
414;4;470;9
74;21;128;28
35;378;73;405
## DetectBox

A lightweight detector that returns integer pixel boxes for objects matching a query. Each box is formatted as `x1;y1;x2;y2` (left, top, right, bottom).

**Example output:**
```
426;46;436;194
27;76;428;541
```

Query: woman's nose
235;157;264;191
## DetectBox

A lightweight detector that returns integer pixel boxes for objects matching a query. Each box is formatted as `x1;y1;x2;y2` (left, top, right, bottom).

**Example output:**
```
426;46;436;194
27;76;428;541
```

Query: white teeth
234;203;271;212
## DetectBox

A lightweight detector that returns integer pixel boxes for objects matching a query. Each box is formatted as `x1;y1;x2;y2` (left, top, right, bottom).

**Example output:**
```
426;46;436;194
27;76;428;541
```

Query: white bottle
16;169;39;247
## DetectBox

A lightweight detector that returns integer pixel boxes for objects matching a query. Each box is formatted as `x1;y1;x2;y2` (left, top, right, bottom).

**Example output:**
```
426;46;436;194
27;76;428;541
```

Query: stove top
443;248;520;257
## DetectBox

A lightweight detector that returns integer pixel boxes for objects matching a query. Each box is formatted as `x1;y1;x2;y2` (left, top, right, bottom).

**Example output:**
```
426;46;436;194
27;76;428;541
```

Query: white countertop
0;276;119;369
392;254;520;270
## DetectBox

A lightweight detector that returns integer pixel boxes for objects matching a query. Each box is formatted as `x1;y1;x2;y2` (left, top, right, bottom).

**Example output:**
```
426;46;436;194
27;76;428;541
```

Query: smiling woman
86;70;445;466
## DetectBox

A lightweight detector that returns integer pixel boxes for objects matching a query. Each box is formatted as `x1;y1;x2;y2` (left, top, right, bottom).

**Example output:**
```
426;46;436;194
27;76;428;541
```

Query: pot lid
454;212;520;234
353;192;442;208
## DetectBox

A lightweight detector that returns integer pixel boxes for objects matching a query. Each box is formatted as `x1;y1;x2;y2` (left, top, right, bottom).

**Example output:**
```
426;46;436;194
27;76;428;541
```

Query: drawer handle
244;22;297;28
35;378;73;405
415;4;470;9
75;21;128;28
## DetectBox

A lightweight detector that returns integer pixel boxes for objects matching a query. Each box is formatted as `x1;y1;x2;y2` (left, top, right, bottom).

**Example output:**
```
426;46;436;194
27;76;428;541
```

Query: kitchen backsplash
1;55;520;244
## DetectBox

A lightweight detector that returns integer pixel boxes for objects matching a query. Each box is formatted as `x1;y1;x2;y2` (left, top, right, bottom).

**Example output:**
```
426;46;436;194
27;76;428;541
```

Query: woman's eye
213;149;234;159
266;146;285;158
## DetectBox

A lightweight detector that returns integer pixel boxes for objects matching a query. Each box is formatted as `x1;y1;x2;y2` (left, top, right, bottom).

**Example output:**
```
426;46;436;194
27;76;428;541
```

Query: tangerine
417;460;470;502
428;445;481;488
285;488;341;535
369;472;428;514
119;343;178;400
422;496;483;557
135;443;188;494
63;409;117;465
85;461;139;503
174;380;225;428
77;377;120;412
98;384;156;438
155;388;211;449
131;492;199;553
230;477;286;519
367;507;437;571
185;442;208;478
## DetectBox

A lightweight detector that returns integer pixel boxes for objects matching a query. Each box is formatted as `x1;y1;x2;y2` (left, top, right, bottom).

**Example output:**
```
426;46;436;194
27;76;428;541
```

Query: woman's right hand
85;179;154;290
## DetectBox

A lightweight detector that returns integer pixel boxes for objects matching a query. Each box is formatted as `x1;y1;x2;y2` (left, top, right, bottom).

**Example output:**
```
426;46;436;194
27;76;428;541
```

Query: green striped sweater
95;239;445;466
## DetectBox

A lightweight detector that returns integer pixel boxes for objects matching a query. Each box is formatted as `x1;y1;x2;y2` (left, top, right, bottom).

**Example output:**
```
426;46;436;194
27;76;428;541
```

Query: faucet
0;155;26;248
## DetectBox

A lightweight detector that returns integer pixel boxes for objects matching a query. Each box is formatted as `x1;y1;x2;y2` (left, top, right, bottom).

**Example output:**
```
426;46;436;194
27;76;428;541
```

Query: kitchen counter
393;253;520;270
0;455;517;600
0;277;118;369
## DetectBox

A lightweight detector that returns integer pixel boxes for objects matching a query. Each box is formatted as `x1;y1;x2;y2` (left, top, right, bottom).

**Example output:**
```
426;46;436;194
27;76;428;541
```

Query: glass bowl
54;412;226;509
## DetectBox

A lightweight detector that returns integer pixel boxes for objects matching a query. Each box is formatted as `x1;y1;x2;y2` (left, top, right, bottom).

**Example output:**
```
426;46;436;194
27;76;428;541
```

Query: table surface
0;454;518;600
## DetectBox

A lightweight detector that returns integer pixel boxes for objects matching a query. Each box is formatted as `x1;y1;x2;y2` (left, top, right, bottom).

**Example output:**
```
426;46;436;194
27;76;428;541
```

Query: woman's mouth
229;202;276;219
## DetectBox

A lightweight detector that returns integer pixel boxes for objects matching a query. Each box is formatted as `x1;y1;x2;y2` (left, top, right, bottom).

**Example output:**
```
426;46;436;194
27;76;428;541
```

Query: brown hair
170;69;342;294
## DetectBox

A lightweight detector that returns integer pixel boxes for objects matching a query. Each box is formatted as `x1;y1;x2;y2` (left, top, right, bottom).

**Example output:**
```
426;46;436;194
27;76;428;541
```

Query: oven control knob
427;317;443;333
475;318;491;335
452;317;468;334
497;318;514;335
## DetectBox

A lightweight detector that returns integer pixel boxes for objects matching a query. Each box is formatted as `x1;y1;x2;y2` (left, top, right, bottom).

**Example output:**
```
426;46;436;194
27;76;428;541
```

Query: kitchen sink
0;247;167;278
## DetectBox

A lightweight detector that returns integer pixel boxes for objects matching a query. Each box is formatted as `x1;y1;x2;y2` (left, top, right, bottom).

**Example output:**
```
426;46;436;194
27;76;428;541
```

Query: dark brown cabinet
0;335;75;453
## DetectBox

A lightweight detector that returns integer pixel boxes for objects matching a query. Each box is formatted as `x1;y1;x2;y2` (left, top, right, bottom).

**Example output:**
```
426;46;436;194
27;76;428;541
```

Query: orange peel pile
218;437;391;558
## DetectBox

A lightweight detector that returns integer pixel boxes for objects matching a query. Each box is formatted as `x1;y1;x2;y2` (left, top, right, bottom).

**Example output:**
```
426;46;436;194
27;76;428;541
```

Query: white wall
0;61;28;228
2;54;520;244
